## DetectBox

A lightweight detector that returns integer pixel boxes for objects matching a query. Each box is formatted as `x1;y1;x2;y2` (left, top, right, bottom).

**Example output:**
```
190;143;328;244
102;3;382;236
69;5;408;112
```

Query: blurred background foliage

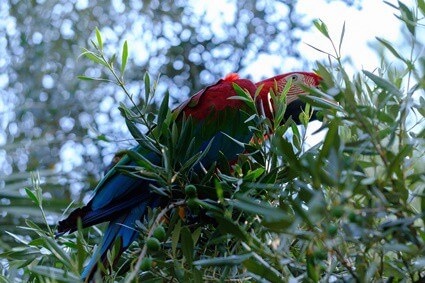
0;0;360;242
2;0;425;282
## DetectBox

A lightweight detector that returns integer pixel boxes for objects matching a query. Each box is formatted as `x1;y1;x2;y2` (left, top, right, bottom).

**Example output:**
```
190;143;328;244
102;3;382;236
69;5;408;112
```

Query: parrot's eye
291;75;299;81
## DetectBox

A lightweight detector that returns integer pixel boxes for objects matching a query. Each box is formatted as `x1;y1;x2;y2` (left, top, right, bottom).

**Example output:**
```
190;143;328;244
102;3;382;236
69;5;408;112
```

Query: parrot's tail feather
57;192;152;234
57;205;92;233
82;195;161;281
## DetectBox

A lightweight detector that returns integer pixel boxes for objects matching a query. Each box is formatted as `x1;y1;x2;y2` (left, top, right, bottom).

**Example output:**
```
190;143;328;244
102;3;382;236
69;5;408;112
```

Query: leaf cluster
2;2;424;282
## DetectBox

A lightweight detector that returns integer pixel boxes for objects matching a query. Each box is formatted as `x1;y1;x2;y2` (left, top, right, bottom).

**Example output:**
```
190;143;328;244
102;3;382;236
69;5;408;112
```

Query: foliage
0;0;342;243
1;1;425;282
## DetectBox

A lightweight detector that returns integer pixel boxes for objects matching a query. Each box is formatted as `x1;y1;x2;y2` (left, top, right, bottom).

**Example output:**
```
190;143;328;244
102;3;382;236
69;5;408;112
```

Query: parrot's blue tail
81;195;160;281
57;168;162;281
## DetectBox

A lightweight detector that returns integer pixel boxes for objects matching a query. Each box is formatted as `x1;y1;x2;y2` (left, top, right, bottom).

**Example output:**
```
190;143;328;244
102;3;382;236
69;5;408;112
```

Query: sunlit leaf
95;27;103;51
121;40;128;75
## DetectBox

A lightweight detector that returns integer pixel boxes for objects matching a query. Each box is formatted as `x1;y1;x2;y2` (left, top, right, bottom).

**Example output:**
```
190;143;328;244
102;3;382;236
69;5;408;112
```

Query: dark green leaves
181;227;194;265
243;254;283;283
11;15;425;282
230;195;291;225
157;91;170;133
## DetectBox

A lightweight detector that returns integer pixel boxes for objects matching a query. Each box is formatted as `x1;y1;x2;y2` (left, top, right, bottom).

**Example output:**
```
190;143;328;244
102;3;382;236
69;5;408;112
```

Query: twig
400;253;415;282
332;248;359;281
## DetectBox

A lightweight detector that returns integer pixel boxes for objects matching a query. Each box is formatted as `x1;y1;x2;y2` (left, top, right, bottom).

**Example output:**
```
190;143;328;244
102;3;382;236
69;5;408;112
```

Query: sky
300;0;402;68
244;0;419;80
275;0;419;147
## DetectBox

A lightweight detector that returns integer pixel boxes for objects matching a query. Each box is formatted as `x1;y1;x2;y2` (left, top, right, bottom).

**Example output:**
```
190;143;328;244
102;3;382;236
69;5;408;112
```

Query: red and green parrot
57;71;321;280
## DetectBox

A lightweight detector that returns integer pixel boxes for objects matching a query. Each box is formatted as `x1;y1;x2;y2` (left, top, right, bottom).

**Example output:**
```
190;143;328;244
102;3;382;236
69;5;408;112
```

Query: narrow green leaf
319;119;339;160
96;134;110;142
193;199;222;213
178;152;202;173
215;215;248;242
109;53;116;65
313;19;330;38
421;188;425;225
42;237;73;269
243;255;283;283
119;105;160;154
5;231;29;245
25;220;44;235
25;188;39;206
144;72;151;103
121;40;128;75
95;27;103;51
363;70;401;96
419;0;425;16
230;195;291;223
82;51;108;67
306;249;320;282
172;220;181;257
388;145;412;176
289;198;315;228
231;83;256;113
227;95;252;104
314;62;334;87
194;253;253;266
244;168;265;182
398;1;416;35
376;37;406;62
124;150;155;170
181;227;194;265
77;75;96;81
338;21;345;55
221;132;245;148
122;114;142;140
272;135;300;169
28;266;80;282
77;76;113;83
384;1;399;9
157;91;170;133
305;43;334;58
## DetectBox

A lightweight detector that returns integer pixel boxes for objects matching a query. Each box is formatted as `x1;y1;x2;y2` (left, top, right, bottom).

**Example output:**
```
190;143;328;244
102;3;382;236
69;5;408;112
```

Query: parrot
57;71;321;280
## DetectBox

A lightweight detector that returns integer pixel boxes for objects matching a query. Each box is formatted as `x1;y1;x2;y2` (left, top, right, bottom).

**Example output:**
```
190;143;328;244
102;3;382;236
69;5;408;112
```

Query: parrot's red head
255;72;322;122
